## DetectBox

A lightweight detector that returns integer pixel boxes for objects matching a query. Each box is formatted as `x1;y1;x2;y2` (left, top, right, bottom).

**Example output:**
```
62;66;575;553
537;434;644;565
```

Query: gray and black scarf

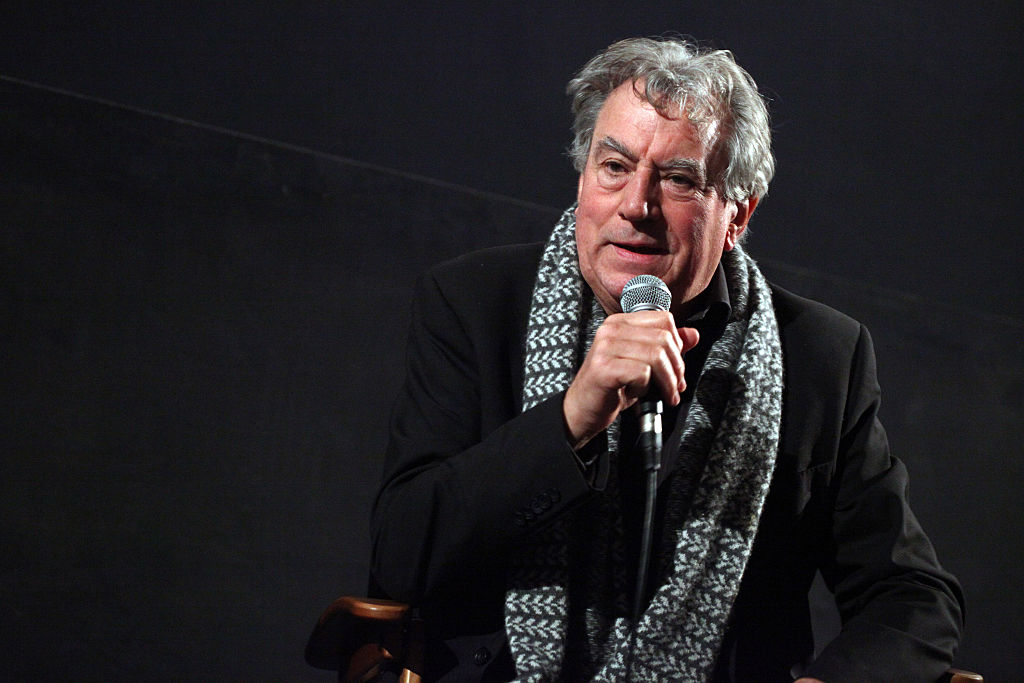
504;207;784;681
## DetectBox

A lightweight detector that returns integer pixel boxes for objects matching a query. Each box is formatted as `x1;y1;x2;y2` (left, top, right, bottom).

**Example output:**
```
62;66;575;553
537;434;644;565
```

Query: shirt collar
678;262;731;336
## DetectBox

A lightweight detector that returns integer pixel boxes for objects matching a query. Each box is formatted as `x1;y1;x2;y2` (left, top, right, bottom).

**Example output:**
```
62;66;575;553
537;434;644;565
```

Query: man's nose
618;170;658;222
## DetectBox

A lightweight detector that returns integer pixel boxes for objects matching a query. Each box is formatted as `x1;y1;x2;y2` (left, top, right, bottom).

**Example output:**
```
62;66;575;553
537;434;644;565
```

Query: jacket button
473;646;491;666
531;492;551;514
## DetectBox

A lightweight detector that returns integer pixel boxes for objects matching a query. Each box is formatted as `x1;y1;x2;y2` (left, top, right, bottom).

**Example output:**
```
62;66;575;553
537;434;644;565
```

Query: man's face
575;82;756;316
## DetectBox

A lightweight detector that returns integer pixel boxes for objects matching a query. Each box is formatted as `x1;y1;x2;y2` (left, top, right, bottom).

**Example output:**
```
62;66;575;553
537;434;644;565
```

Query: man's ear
724;195;759;251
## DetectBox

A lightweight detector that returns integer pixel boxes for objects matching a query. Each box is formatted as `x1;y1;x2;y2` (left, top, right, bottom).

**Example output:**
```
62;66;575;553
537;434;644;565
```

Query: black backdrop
2;3;1021;679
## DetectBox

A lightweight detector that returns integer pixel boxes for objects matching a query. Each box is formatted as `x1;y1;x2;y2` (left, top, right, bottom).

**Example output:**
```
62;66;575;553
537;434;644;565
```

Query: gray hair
567;36;774;201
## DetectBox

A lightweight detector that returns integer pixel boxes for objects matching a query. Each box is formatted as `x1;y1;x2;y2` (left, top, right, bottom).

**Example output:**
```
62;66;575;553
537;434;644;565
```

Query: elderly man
370;37;963;681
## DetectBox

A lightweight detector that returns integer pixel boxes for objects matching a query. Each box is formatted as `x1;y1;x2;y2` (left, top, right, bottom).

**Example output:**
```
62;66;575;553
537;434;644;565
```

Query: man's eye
602;160;627;174
666;174;695;188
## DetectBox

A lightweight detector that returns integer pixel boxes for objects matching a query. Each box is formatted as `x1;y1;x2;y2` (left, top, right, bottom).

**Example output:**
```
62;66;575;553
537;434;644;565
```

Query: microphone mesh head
620;275;672;312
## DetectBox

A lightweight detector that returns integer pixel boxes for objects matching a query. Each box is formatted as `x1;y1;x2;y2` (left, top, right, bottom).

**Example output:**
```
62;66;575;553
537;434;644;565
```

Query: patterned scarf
504;207;784;681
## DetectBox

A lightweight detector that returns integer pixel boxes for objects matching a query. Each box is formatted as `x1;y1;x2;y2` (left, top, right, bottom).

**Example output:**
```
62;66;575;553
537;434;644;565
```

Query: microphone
620;274;672;314
619;274;672;467
619;275;672;646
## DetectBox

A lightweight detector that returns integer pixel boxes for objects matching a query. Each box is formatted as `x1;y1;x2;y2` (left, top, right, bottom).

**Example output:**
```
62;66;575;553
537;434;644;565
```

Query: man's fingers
563;313;701;450
591;335;682;401
608;310;685;351
678;326;700;352
563;357;649;449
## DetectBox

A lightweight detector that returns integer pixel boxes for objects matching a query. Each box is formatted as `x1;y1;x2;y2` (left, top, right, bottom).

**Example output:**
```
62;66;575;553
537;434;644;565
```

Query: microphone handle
635;398;663;472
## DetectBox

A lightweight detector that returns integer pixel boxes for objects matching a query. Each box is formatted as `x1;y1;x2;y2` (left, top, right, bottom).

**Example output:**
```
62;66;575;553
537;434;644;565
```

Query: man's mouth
613;242;666;255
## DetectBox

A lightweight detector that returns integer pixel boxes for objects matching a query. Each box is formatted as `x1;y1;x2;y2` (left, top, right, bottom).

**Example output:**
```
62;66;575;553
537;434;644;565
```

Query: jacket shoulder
428;243;544;286
769;283;874;465
770;283;864;353
421;243;544;320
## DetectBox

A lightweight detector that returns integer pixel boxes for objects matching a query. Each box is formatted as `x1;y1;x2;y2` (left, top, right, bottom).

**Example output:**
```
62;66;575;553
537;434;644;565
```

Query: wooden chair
306;597;424;683
306;596;982;682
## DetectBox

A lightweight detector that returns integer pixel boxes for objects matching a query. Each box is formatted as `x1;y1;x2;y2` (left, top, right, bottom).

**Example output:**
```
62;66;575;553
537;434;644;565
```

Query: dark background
2;2;1021;680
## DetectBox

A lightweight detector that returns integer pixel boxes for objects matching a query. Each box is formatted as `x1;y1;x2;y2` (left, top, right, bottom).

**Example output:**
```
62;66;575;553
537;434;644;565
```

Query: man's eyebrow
660;157;707;185
595;136;637;162
596;136;707;184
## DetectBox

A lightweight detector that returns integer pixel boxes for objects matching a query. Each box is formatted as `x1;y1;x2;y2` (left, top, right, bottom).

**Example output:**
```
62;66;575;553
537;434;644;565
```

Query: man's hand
563;310;700;451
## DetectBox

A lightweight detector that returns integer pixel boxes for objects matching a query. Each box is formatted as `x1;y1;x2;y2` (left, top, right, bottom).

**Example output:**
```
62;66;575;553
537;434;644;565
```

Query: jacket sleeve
803;324;965;683
369;267;594;605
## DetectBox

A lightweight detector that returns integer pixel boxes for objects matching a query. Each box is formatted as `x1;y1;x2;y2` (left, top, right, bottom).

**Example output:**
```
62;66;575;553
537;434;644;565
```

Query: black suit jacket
370;243;963;682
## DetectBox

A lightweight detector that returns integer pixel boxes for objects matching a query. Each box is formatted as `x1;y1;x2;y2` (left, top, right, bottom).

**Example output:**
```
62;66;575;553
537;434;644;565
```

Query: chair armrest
305;596;412;677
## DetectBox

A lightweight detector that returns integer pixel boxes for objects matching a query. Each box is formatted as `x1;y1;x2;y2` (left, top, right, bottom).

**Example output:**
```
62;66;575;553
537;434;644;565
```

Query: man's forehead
593;94;714;163
595;82;719;148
